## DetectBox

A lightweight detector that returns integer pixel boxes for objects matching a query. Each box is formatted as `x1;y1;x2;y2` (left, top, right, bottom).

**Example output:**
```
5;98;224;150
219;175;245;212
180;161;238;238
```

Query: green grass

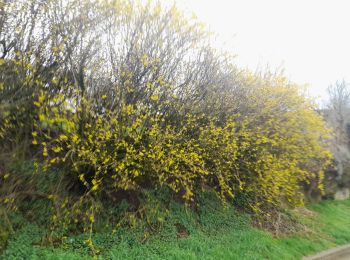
2;199;350;260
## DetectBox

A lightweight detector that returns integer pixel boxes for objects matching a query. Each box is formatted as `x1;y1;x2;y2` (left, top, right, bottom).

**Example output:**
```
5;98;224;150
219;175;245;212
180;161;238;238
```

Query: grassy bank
1;197;350;259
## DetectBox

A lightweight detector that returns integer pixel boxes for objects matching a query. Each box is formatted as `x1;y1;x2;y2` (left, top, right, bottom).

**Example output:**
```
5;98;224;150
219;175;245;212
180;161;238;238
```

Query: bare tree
327;80;350;144
324;80;350;191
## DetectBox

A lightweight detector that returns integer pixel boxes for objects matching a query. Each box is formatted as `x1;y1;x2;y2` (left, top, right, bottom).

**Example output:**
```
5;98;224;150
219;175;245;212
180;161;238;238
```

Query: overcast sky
175;0;350;103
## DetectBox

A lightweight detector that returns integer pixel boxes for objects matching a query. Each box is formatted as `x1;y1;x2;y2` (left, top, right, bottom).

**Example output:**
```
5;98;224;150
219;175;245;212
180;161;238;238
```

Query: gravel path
303;244;350;260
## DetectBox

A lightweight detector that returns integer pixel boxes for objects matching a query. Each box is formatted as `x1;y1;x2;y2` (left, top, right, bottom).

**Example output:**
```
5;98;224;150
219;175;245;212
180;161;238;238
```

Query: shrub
0;0;332;243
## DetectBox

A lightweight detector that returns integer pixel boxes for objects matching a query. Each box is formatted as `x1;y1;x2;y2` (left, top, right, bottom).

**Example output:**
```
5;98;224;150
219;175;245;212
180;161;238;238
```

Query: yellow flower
59;134;68;141
52;146;62;153
150;95;159;101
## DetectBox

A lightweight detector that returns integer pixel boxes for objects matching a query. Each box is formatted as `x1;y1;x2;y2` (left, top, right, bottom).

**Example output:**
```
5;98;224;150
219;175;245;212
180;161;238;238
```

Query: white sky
175;0;350;103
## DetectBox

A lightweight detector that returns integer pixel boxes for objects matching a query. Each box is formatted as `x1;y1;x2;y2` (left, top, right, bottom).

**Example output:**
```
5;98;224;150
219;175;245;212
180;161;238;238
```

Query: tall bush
0;0;332;233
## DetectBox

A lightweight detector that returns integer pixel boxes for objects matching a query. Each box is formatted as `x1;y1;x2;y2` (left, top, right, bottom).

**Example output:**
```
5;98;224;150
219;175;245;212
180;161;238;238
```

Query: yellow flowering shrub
33;90;236;205
233;72;332;211
30;72;332;219
0;54;43;158
0;0;333;236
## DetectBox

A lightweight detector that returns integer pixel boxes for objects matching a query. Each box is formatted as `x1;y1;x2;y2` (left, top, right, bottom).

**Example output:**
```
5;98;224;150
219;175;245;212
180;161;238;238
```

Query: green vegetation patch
1;199;350;259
